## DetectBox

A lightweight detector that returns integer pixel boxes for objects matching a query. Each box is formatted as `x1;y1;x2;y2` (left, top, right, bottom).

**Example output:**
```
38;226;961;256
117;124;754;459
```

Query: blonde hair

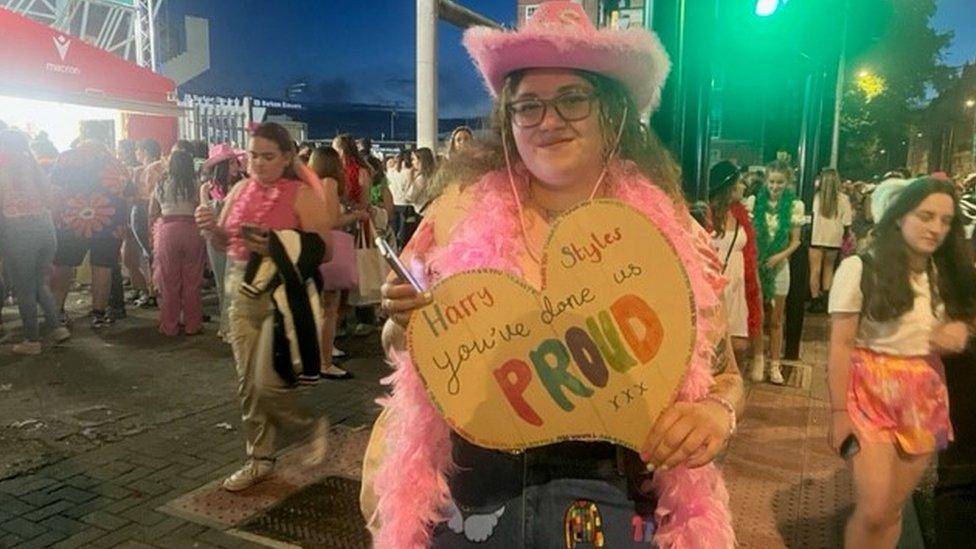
816;168;841;218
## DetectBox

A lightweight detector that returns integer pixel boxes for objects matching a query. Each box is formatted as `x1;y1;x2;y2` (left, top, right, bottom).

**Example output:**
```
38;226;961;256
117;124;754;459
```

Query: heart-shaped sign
407;200;696;452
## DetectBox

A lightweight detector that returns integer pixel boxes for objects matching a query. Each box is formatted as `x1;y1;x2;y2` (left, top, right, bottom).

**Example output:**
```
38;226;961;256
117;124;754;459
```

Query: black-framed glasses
506;90;597;128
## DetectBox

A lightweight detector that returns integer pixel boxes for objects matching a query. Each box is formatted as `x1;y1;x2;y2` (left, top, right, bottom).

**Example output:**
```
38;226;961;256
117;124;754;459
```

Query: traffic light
754;0;782;17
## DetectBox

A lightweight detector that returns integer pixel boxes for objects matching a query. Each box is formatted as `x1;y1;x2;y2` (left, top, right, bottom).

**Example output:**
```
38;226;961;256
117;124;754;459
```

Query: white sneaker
352;323;374;337
50;326;71;343
768;362;785;385
331;346;346;358
222;459;274;492
749;356;765;382
303;418;331;466
321;364;353;380
12;340;42;355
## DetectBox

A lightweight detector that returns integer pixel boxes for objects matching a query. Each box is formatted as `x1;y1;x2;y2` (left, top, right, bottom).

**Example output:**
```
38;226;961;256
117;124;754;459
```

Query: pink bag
319;230;358;291
840;228;857;258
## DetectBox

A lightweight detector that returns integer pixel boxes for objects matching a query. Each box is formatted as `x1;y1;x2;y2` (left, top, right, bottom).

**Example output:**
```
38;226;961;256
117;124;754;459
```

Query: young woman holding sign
828;177;976;549
365;3;744;547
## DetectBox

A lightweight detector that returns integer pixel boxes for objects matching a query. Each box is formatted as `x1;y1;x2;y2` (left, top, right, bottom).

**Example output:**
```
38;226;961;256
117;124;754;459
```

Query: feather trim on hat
462;5;670;114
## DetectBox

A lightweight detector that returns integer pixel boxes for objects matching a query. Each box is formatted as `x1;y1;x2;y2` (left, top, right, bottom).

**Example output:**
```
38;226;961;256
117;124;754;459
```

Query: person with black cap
708;160;764;382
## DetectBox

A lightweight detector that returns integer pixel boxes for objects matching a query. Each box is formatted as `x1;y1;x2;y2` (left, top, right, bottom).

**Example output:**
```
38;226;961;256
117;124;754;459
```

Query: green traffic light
755;0;780;16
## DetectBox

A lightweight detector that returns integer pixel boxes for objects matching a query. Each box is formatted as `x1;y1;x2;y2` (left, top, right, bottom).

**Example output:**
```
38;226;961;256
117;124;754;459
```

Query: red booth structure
0;7;180;151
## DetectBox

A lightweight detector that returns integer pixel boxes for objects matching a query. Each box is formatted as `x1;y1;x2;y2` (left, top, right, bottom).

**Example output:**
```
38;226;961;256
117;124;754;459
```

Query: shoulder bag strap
721;218;740;274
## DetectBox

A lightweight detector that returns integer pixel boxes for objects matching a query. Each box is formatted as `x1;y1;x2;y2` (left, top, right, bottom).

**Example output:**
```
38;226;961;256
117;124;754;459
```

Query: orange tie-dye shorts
847;348;953;455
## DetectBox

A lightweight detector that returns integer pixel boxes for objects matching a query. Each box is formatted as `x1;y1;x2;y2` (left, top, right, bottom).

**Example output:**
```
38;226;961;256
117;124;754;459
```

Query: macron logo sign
46;34;80;75
53;35;71;61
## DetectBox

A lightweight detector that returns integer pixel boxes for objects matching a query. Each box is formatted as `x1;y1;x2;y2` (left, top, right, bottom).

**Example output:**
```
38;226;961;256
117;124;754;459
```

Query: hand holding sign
407;200;698;452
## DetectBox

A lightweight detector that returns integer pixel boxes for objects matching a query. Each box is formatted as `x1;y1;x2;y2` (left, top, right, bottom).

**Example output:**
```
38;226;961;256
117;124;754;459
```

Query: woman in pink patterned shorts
828;177;976;548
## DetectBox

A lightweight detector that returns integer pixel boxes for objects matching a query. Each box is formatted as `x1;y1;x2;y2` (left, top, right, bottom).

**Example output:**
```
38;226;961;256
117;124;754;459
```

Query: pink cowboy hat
463;1;671;115
203;142;246;170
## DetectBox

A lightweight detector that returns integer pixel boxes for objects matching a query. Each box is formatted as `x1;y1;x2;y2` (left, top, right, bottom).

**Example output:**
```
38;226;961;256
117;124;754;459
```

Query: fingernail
659;464;670;472
422;292;433;302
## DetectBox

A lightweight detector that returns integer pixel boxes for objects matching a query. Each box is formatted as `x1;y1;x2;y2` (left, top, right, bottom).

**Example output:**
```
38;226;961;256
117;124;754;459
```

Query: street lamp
966;99;976;169
390;107;398;141
855;69;886;102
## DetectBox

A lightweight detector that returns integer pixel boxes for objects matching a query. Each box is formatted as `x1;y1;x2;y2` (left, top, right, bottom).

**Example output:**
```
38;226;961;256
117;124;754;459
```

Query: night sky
933;0;976;67
166;0;515;118
167;0;975;118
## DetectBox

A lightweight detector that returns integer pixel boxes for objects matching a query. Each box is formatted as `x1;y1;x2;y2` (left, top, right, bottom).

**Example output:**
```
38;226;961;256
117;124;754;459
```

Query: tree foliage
840;0;953;178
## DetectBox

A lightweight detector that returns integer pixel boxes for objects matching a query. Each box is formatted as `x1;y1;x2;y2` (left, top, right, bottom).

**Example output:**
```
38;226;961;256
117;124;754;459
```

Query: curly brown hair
861;177;976;322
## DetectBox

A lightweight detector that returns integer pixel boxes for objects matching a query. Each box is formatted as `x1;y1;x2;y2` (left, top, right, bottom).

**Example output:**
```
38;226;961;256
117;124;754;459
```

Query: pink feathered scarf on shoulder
374;160;735;548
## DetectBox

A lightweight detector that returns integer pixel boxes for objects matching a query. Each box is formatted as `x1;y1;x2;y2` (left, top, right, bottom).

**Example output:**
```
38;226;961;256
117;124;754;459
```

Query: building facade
517;0;650;30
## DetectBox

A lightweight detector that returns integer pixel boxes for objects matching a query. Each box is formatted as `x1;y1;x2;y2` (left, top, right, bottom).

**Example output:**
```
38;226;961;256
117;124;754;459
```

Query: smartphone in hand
241;223;267;239
840;434;860;459
375;237;425;293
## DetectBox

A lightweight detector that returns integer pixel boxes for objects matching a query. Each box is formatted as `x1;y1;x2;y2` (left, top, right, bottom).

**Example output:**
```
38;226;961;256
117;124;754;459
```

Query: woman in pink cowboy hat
367;3;742;547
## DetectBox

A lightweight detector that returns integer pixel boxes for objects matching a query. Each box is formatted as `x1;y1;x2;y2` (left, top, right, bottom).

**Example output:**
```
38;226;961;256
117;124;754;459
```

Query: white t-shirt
154;178;199;217
828;256;944;356
810;193;853;247
387;168;410;206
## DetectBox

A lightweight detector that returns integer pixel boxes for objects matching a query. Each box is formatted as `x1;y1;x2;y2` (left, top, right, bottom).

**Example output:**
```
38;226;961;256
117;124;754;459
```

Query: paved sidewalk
0;298;387;548
1;298;928;548
725;314;927;549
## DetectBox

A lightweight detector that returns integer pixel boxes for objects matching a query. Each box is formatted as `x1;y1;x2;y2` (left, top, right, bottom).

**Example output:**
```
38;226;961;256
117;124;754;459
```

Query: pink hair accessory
203;142;246;170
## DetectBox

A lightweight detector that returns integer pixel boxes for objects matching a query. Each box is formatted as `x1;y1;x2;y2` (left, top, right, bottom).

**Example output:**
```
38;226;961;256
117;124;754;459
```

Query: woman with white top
809;167;852;312
400;147;436;244
389;151;413;248
828;177;976;548
709;160;765;381
745;162;805;384
149;150;206;336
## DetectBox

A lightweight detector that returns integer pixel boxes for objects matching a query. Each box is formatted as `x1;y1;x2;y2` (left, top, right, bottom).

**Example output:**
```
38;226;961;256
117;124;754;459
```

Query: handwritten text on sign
407;200;697;452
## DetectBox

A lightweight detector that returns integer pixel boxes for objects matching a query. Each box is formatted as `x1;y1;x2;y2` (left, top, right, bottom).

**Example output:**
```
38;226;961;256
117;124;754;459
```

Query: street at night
1;0;975;548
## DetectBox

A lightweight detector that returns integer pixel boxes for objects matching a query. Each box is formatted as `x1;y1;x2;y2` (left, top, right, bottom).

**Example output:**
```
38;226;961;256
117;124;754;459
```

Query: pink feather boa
374;161;735;548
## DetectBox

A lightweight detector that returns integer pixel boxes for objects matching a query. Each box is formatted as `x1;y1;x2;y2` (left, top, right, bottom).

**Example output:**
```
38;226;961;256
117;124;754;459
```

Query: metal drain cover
240;476;370;548
779;362;811;389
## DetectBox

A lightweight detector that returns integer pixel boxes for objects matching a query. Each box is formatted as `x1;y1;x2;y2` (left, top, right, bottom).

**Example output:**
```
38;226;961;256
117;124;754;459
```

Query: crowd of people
0;114;471;497
0;118;460;359
698;158;976;547
2;2;976;547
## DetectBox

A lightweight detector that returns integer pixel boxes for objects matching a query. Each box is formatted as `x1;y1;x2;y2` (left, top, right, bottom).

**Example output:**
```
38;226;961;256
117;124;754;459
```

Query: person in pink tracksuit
149;150;206;336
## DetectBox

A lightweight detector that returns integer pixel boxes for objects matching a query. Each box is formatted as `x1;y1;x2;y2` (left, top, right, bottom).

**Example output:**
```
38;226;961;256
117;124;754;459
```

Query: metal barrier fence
178;96;251;147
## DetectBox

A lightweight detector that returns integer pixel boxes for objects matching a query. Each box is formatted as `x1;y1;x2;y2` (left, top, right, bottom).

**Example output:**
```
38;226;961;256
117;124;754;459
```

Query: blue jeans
0;215;59;340
431;438;658;548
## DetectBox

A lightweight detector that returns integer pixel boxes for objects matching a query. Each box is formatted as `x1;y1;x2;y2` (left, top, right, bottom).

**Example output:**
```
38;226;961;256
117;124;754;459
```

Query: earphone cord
502;103;629;264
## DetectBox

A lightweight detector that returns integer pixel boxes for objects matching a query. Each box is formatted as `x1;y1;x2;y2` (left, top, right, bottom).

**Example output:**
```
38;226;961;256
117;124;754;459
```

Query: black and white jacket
240;230;326;385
